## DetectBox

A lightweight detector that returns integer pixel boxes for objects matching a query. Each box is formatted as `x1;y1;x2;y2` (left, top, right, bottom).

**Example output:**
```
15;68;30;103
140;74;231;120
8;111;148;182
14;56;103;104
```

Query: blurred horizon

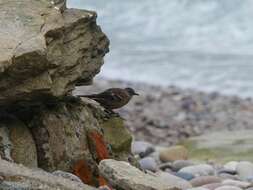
68;0;253;97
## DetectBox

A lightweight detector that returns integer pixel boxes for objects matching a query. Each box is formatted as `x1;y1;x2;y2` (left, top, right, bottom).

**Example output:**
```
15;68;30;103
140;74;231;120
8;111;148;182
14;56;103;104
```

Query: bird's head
125;87;139;96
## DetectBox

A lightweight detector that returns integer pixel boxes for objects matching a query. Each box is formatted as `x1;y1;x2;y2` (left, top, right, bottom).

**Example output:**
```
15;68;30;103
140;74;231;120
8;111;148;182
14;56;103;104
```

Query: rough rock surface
0;0;136;189
0;0;109;106
99;159;180;190
0;159;97;190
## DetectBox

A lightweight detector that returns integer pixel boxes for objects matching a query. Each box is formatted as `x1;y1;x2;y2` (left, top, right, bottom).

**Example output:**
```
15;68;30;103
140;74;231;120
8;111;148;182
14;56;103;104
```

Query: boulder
0;0;109;106
99;159;180;190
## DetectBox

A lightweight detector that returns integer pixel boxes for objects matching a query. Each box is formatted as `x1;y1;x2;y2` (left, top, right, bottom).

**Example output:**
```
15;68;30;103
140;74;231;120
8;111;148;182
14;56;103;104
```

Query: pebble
218;169;237;175
214;186;242;190
179;164;215;177
139;157;158;172
159;145;188;162
202;183;222;190
224;161;239;171
171;160;195;171
190;176;222;187
187;187;209;190
222;179;251;188
175;172;195;181
236;161;253;180
219;173;240;180
131;141;154;156
156;171;192;189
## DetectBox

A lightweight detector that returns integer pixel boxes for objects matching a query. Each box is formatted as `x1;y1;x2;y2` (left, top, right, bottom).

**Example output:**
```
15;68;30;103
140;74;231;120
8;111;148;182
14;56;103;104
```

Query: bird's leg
104;109;121;118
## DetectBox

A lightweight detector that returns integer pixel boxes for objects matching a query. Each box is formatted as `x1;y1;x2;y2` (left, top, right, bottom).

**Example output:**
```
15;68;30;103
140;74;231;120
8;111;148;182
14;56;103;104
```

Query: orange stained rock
73;159;93;185
89;131;109;161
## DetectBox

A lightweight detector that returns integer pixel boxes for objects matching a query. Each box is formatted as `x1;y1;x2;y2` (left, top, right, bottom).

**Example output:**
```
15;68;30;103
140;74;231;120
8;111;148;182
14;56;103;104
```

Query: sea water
67;0;253;97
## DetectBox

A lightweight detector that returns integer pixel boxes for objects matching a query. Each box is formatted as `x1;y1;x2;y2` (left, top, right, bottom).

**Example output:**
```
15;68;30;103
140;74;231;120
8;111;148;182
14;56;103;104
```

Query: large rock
0;159;97;190
0;0;109;106
99;159;180;190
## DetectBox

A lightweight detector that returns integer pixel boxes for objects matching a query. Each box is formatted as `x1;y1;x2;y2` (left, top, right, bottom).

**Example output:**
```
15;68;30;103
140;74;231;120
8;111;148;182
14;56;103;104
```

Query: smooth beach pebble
187;187;209;190
224;161;239;171
179;164;215;176
219;173;239;180
131;141;154;156
190;176;222;187
222;179;251;188
202;183;223;190
156;171;192;189
236;161;253;180
218;169;237;175
171;160;195;171
139;157;158;172
175;171;195;181
214;186;242;190
159;145;188;162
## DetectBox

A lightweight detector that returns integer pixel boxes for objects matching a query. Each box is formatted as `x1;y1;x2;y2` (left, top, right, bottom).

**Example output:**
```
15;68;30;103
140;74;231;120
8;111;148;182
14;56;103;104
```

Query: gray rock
236;161;253;180
156;171;192;189
0;0;109;106
179;164;215;177
190;176;221;187
224;161;239;171
174;172;195;181
222;179;251;188
139;157;158;172
0;159;96;190
99;159;179;190
131;141;154;157
214;186;242;190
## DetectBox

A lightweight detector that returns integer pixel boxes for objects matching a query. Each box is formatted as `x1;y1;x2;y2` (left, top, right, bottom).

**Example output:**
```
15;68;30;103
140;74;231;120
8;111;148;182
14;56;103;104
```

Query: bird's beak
134;92;139;96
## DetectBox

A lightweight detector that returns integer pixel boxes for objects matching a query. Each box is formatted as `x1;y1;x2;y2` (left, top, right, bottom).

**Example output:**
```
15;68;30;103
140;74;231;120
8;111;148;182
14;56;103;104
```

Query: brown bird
77;88;139;110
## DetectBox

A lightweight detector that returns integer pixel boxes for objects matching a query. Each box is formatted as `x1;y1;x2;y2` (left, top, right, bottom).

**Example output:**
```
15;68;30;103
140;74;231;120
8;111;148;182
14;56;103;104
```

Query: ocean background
67;0;253;97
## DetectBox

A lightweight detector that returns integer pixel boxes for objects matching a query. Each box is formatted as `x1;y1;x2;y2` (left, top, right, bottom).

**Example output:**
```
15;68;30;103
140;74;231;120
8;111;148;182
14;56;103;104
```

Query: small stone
224;161;239;171
52;170;82;183
222;179;251;188
131;141;154;156
236;161;253;180
214;186;242;190
190;176;222;187
246;188;253;190
171;160;195;171
179;164;215;177
159;145;188;162
202;183;222;190
187;187;209;190
174;172;195;181
139;157;158;172
219;173;240;180
156;171;192;189
218;169;237;175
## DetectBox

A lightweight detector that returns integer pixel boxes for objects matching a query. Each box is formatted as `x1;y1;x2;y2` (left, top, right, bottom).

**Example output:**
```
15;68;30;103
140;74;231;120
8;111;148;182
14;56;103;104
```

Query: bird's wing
97;90;123;101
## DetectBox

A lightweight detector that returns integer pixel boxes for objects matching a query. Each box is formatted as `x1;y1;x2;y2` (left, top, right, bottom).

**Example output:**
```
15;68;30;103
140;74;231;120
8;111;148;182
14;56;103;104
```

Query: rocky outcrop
0;0;109;106
99;159;180;190
0;0;134;189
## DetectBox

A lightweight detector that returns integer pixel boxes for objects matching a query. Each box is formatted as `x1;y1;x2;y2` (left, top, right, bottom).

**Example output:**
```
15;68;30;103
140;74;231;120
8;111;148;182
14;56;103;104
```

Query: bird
77;87;139;110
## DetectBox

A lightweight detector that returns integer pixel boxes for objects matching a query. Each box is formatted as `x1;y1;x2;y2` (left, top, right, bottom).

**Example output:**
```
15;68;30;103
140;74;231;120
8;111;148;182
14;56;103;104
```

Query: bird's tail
76;94;97;99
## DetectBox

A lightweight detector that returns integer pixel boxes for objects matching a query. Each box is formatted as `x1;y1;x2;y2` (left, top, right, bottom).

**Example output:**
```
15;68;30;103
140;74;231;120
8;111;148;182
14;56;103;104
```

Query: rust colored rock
73;159;94;186
88;130;110;162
